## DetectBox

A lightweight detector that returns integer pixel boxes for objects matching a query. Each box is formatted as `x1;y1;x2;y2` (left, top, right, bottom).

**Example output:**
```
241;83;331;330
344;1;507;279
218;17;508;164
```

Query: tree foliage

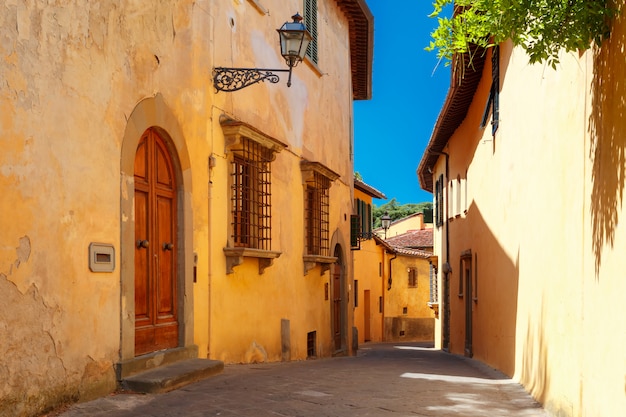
427;0;617;68
373;199;433;228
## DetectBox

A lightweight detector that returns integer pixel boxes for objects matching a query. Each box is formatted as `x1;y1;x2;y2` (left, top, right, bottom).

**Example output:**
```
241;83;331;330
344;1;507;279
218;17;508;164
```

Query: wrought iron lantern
213;13;312;92
381;211;392;239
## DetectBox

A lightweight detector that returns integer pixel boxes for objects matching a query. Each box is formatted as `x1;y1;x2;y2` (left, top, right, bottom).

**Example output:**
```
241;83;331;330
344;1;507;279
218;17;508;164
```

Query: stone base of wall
384;317;435;342
1;364;116;417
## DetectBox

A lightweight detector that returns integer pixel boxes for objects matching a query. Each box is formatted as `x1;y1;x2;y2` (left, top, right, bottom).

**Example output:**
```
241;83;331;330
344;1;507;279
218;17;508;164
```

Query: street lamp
213;13;312;92
381;211;392;239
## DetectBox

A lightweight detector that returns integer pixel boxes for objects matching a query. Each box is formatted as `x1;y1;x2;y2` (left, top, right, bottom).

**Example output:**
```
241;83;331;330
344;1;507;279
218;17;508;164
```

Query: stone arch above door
119;94;194;362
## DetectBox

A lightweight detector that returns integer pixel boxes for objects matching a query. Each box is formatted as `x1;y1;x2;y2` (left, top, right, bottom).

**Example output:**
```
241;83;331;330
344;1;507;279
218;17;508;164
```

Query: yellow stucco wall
429;9;626;417
384;253;434;342
0;0;361;414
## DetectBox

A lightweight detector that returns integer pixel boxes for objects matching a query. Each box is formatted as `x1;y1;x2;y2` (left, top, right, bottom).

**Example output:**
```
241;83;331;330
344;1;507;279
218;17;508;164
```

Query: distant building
353;179;434;343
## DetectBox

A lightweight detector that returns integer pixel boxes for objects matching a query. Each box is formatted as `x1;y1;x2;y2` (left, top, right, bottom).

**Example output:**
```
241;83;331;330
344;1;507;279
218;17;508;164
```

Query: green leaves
427;0;617;69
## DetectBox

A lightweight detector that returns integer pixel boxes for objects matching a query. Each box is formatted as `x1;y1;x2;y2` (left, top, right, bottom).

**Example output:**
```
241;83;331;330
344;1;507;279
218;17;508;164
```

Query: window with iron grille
305;171;330;256
231;138;273;250
303;0;318;64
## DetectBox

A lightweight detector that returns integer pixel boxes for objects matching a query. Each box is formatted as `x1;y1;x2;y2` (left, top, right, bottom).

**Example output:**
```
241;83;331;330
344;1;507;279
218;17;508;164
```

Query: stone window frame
221;118;287;274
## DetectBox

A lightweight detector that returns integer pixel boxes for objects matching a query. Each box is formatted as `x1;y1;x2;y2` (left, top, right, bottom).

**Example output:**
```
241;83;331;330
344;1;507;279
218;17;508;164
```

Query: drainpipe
387;251;397;291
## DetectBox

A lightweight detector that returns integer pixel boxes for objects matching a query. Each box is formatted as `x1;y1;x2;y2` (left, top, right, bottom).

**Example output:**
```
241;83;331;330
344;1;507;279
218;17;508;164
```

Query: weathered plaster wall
1;0;204;414
1;0;360;413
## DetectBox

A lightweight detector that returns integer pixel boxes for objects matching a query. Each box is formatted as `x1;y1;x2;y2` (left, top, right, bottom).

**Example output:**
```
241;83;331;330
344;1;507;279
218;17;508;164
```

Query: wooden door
134;129;179;356
464;264;473;357
364;290;371;342
332;262;343;351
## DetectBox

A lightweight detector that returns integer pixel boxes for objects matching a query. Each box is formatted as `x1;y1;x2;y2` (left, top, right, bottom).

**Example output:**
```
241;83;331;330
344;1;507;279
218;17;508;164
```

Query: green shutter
350;214;360;250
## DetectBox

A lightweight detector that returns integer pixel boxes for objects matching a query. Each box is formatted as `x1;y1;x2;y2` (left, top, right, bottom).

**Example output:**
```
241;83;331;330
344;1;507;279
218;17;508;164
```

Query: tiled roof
417;45;487;192
385;229;433;249
373;235;430;259
354;178;386;199
335;0;373;100
393;247;432;258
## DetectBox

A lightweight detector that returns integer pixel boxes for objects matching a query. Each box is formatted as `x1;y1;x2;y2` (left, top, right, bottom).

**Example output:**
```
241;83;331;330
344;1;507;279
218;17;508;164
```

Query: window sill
428;302;440;318
303;255;337;276
223;247;282;275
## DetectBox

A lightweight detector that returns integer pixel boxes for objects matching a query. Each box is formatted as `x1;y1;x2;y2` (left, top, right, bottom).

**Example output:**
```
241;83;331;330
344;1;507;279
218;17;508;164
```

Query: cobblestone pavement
54;342;547;416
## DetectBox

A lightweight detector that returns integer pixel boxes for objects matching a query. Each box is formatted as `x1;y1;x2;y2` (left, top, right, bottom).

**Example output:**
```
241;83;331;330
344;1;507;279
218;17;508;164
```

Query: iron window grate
231;138;273;250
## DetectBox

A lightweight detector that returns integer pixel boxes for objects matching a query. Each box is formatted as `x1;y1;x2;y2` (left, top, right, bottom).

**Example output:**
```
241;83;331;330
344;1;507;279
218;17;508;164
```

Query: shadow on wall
452;202;519;378
589;7;626;276
519;298;549;407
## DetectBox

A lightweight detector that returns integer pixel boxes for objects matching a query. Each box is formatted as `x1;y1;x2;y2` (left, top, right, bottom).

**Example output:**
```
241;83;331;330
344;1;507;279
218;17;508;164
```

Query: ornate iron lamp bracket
213;67;291;92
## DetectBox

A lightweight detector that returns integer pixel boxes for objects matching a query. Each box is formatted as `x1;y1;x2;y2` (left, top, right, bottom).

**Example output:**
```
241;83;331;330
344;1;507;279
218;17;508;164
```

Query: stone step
121;358;224;394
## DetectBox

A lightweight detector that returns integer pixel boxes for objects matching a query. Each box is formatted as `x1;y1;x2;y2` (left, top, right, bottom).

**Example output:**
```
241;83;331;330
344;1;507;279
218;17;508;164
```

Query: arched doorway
119;94;195;366
134;128;179;355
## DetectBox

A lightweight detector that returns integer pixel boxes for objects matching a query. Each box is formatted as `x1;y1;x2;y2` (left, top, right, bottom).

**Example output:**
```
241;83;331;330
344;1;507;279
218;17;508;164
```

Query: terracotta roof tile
385;229;433;249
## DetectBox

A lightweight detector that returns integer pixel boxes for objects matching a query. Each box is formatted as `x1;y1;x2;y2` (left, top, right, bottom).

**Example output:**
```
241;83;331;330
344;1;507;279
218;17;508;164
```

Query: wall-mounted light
213;13;312;92
381;211;392;239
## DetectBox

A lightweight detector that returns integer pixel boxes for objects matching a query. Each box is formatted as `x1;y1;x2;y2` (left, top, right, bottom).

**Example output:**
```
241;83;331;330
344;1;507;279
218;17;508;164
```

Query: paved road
54;342;547;416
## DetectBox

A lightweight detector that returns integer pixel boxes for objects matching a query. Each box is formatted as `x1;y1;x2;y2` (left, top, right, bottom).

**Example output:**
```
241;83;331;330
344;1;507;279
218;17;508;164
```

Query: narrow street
53;342;547;417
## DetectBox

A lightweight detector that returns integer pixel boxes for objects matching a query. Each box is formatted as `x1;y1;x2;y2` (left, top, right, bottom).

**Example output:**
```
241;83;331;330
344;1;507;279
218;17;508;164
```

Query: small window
402;306;408;315
459;250;472;297
449;180;454;219
307;331;317;358
303;0;318;64
456;175;461;216
408;268;417;288
305;174;330;256
435;174;444;227
301;161;339;257
354;280;358;307
481;45;500;135
429;263;438;304
473;253;478;302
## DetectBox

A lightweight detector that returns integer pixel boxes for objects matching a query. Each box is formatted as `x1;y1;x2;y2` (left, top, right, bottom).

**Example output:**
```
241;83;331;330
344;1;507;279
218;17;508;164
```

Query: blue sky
353;1;450;206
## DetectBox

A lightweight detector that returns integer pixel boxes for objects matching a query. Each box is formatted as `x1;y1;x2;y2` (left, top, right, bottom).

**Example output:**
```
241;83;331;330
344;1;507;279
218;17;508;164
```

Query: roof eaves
354;178;386;199
417;46;487;192
335;0;373;100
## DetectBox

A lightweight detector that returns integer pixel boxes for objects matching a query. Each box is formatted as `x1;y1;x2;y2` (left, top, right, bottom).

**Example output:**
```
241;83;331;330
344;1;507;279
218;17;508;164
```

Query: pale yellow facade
383;249;434;342
419;9;626;417
0;1;372;415
383;212;432;238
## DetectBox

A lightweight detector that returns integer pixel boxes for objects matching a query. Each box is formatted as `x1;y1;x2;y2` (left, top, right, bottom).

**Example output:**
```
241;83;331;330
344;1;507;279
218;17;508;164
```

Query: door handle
163;242;174;251
136;239;149;249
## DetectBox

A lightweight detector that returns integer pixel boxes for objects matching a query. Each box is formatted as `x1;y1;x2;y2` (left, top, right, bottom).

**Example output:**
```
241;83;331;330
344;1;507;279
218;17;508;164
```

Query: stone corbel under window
303;255;337;276
223;247;282;275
